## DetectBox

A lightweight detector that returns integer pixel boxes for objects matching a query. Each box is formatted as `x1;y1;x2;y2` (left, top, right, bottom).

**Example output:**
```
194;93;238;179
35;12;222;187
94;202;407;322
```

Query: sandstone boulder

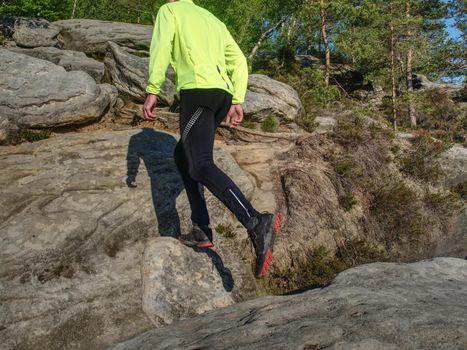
105;41;176;105
0;17;60;48
0;49;116;140
54;19;152;54
439;145;467;187
142;238;235;326
244;74;302;123
110;257;467;350
8;46;105;82
0;129;255;350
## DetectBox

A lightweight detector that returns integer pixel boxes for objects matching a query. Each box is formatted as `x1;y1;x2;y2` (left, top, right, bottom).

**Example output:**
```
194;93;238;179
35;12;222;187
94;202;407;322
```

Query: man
143;0;280;278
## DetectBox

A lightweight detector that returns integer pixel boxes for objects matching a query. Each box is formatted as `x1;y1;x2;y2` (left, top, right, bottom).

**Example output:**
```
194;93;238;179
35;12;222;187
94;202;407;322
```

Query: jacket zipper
217;65;230;90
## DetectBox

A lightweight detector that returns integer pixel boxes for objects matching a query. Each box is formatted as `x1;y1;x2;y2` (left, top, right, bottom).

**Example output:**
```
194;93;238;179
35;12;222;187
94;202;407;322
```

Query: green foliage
254;58;340;113
332;155;364;178
0;0;72;21
339;192;358;211
260;115;278;133
241;120;256;129
333;114;366;148
451;181;467;200
215;223;236;239
269;246;347;293
412;89;465;143
11;129;52;144
398;133;448;182
425;190;464;217
296;113;319;133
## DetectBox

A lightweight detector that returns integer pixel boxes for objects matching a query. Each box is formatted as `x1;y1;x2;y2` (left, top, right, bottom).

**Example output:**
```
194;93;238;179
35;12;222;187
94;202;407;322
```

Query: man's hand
143;94;158;121
225;104;244;128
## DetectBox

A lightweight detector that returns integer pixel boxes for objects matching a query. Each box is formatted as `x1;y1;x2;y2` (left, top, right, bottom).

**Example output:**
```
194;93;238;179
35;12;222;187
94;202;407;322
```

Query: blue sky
445;18;462;40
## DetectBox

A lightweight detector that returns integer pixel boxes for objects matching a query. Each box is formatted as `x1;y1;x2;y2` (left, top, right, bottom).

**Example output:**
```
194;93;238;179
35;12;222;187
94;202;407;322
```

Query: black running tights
173;88;259;228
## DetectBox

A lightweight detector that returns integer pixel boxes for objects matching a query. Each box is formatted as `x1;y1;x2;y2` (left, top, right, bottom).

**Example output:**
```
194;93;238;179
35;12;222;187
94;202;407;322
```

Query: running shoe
246;212;281;278
179;224;214;248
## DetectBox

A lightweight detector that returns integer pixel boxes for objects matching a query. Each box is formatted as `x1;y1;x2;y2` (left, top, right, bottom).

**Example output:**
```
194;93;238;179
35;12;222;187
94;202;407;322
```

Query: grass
296;113;319;132
10;129;52;144
241;120;256;129
425;190;464;217
340;192;357;211
261;115;278;133
331;155;363;178
215;223;236;239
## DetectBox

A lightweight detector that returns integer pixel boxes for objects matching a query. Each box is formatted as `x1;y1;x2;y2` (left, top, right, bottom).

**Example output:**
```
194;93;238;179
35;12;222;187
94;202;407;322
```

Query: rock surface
109;257;467;350
244;74;302;122
54;19;152;54
315;115;337;134
105;41;176;105
0;129;256;350
8;46;105;82
0;49;116;140
435;144;467;258
439;144;467;187
2;17;60;48
142;238;235;326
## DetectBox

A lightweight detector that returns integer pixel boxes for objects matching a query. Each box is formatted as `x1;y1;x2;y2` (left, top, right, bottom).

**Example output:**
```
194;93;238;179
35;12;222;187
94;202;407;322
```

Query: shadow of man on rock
194;247;234;292
126;128;183;238
126;128;234;291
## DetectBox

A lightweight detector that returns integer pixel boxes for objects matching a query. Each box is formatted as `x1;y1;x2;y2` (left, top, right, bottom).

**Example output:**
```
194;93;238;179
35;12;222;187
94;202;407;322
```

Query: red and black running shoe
246;212;281;278
179;224;214;248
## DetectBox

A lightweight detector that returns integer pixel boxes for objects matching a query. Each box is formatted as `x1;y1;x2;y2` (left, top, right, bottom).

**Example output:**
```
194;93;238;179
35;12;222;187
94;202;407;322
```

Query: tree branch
248;17;288;61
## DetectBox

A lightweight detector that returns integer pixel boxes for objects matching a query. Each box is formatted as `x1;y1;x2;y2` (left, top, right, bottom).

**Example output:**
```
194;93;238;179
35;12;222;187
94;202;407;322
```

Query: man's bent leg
174;140;210;227
181;103;259;227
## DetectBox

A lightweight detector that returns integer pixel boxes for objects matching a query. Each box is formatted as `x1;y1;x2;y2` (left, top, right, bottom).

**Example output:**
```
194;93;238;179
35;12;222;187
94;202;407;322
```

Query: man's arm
146;5;175;96
224;25;248;105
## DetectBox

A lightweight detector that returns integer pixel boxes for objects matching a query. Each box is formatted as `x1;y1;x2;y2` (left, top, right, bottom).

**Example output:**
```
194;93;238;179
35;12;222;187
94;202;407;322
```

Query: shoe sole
179;239;214;249
257;213;281;279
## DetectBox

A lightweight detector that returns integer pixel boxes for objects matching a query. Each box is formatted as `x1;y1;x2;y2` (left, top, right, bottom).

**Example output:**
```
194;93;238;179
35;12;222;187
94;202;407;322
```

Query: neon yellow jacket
146;0;248;104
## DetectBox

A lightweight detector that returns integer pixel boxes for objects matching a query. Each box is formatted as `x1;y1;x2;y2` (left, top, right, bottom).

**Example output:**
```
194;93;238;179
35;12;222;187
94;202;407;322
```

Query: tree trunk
137;0;141;24
406;0;416;127
320;0;331;86
248;17;287;62
390;20;398;131
287;17;298;47
71;0;78;19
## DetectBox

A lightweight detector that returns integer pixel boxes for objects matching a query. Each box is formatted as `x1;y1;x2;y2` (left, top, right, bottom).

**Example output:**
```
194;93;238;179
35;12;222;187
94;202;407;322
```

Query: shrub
269;246;347;293
425;191;464;217
370;179;425;243
296;113;319;133
261;115;278;133
336;238;388;267
331;155;363;178
340;192;357;211
385;88;466;143
254;59;341;112
398;133;448;183
11;129;52;144
333;114;366;148
451;181;467;200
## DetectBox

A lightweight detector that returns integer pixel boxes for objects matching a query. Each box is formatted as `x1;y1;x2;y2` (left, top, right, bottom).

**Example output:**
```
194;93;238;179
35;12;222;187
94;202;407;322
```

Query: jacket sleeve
146;5;175;95
224;26;248;104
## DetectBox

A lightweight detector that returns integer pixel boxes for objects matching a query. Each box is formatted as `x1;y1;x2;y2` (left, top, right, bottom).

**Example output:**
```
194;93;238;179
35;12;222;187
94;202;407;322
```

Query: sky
445;18;462;40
